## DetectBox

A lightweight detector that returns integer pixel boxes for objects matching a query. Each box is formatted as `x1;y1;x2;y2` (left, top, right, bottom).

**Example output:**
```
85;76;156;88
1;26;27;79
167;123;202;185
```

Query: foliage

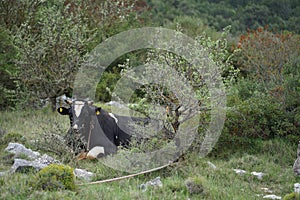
236;27;299;86
0;132;26;145
14;0;90;110
185;176;208;195
166;16;223;40
0;0;145;110
0;0;40;32
225;28;300;140
120;26;238;153
224;78;299;139
283;192;300;200
95;70;121;102
31;164;76;191
0;27;18;109
146;0;300;35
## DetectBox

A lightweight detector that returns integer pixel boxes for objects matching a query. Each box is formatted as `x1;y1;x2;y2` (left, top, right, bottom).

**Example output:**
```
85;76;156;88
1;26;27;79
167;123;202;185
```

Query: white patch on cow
73;124;78;130
74;101;85;117
87;146;105;158
109;113;118;123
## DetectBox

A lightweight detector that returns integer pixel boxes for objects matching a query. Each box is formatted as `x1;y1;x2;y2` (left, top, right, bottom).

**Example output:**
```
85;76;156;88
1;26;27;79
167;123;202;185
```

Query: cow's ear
57;107;69;115
95;107;101;116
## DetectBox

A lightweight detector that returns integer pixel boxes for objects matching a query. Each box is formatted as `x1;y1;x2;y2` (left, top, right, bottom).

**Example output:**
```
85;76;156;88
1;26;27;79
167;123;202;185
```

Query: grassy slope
0;106;299;199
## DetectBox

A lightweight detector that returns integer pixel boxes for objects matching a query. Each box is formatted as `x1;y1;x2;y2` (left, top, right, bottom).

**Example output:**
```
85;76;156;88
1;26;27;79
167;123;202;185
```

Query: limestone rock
233;169;247;175
74;168;94;181
5;142;40;159
207;161;217;170
11;158;47;173
139;177;163;192
262;194;281;199
251;171;264;180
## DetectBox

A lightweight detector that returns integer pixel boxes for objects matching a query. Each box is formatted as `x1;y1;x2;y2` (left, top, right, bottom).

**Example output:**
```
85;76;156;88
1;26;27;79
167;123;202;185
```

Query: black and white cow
57;100;178;158
58;99;165;159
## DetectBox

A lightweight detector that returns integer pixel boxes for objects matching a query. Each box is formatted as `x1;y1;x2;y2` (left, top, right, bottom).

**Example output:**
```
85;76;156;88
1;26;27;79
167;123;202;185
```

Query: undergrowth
0;106;299;199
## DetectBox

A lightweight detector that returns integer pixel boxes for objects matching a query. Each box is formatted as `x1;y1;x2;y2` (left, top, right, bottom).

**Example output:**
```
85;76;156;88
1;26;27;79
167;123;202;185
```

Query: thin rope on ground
77;161;173;186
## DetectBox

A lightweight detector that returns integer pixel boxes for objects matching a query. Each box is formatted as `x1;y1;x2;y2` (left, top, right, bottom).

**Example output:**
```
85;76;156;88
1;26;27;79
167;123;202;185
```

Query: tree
14;1;90;111
12;0;146;110
236;27;300;111
237;27;299;85
118;27;238;151
0;27;18;109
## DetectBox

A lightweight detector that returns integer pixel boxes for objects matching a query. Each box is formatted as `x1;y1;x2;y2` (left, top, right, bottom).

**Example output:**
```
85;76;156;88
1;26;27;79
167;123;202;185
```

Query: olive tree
117;26;238;151
14;1;91;110
13;0;144;110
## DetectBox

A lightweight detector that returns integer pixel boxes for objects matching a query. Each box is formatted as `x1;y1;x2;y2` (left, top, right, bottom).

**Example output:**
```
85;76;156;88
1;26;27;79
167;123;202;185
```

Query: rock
4;143;59;173
74;168;94;182
207;161;217;170
35;154;59;165
5;142;40;159
262;194;281;199
11;158;47;173
233;169;247;175
10;154;58;173
294;183;300;193
251;171;264;180
293;141;300;176
261;187;273;194
139;177;163;192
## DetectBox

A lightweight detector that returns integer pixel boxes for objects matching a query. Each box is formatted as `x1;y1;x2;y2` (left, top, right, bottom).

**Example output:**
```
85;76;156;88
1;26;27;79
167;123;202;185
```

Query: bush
96;70;121;102
283;192;300;200
0;132;26;145
31;164;76;191
0;27;18;110
185;176;208;195
225;79;298;139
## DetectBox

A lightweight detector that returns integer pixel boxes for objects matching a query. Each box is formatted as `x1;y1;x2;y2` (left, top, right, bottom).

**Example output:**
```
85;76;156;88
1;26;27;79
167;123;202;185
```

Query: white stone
74;168;94;181
5;142;40;159
294;183;300;193
207;161;217;170
261;187;273;193
251;171;264;180
262;194;281;199
233;169;247;175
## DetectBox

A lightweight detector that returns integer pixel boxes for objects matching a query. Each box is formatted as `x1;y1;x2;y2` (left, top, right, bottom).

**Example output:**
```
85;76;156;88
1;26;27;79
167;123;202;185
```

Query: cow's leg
86;146;105;159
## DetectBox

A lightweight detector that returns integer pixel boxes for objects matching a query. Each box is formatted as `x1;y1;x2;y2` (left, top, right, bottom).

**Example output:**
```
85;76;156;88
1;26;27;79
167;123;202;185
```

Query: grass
0;105;299;199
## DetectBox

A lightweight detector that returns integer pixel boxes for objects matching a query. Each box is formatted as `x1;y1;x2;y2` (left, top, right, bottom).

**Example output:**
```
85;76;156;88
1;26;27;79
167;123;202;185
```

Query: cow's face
57;100;99;132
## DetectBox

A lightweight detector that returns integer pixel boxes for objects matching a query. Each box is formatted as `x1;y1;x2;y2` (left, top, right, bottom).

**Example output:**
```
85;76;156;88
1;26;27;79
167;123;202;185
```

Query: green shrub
31;164;76;191
0;132;26;145
225;78;299;139
0;27;18;110
283;192;300;200
185;176;208;195
96;70;121;102
164;177;187;193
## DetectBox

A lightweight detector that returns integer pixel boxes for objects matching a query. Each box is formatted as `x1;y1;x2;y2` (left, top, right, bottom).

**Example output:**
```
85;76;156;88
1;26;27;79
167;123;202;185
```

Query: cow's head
58;99;98;131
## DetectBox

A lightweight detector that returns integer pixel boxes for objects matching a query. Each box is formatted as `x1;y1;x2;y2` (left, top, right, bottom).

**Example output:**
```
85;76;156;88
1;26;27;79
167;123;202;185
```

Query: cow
57;99;177;159
58;99;128;158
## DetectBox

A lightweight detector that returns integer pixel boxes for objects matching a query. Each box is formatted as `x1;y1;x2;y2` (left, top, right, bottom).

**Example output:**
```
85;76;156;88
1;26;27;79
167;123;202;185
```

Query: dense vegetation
147;0;300;35
0;0;299;199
